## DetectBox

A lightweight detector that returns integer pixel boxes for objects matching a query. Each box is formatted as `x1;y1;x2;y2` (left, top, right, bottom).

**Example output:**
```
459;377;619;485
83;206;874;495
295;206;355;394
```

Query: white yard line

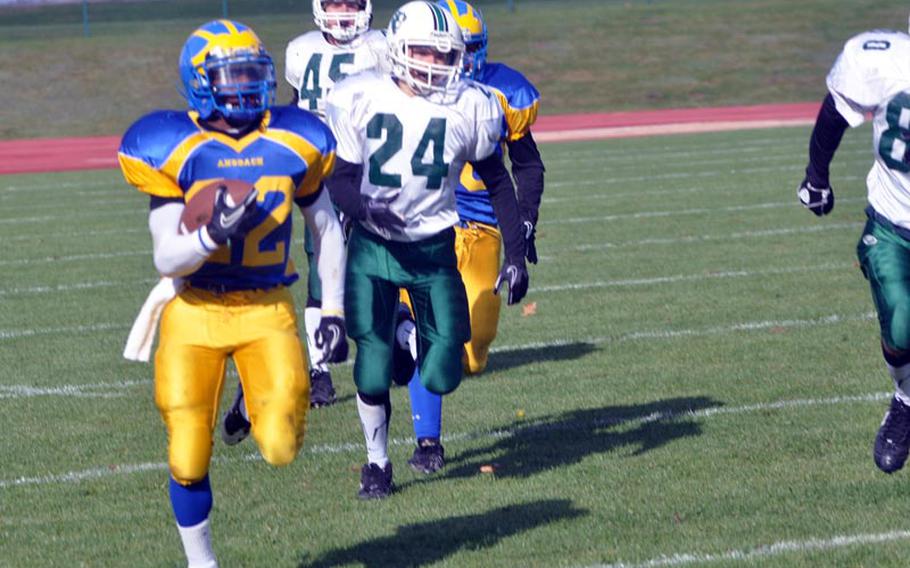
530;263;850;293
487;312;876;353
0;279;155;296
587;530;910;568
0;380;147;399
559;222;863;252
4;227;148;243
541;198;865;225
0;390;889;489
0;322;127;340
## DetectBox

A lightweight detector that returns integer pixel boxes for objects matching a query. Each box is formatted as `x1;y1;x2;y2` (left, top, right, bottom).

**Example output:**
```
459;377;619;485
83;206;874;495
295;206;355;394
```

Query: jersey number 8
879;92;910;173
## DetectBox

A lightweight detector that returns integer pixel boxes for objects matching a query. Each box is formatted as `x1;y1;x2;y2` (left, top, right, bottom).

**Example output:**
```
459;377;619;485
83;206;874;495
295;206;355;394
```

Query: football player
400;0;545;475
287;0;386;406
324;0;529;499
119;20;346;566
798;24;910;475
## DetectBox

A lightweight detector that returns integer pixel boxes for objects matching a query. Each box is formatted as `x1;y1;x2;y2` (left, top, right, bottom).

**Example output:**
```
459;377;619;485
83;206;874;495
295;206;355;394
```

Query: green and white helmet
386;1;465;96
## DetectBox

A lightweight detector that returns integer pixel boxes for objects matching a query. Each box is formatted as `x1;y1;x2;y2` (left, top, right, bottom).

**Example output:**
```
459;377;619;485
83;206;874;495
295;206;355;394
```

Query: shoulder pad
119;110;197;169
479;63;540;111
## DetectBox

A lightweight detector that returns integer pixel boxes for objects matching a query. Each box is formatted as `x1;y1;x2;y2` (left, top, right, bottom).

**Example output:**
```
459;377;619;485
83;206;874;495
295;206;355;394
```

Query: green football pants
345;224;470;396
857;209;910;352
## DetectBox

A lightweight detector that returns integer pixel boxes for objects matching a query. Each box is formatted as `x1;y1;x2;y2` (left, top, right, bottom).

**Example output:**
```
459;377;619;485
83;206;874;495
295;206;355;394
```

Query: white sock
356;393;390;468
177;519;218;568
304;307;326;372
395;318;417;360
889;363;910;406
408;328;417;360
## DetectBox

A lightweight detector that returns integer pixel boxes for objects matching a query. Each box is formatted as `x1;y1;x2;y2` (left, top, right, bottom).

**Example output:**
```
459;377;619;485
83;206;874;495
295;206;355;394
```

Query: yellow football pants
155;286;310;485
455;222;502;374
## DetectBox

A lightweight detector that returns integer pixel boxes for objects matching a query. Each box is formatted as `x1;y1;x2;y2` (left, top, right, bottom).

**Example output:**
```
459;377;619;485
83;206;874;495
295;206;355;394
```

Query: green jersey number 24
366;113;449;190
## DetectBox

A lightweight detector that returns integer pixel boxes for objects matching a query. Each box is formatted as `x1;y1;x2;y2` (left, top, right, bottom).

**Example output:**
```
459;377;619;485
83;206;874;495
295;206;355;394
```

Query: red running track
0;102;820;175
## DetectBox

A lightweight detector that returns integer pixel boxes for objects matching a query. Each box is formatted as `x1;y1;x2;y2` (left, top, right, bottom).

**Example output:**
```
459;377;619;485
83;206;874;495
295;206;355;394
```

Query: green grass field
1;0;908;138
2;124;906;567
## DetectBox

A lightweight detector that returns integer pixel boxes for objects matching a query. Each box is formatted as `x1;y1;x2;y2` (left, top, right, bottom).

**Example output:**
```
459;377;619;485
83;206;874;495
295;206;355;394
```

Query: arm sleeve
506;131;546;225
805;94;850;188
148;200;215;277
472;153;526;264
299;188;346;315
326;158;366;221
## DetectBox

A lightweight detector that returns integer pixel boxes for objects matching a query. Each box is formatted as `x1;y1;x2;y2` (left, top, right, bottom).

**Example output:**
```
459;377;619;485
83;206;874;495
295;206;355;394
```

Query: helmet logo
390;10;407;33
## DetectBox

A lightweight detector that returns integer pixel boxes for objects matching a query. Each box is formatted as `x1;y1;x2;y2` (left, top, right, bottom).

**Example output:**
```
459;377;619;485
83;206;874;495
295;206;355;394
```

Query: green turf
2;125;908;566
1;0;908;138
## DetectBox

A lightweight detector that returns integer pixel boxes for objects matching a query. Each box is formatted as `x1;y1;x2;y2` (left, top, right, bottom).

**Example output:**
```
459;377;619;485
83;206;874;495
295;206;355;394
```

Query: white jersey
827;29;910;227
325;71;504;241
285;29;388;118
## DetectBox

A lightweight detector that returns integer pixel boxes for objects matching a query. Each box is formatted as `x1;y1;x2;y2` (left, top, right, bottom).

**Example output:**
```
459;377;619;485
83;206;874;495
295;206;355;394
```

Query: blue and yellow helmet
178;20;276;122
437;0;487;79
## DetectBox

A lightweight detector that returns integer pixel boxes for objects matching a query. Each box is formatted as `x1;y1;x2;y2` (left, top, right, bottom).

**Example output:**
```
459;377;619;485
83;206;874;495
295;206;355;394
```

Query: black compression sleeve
293;184;323;209
506;132;546;225
806;93;850;188
326;157;365;220
472;153;526;263
150;196;183;210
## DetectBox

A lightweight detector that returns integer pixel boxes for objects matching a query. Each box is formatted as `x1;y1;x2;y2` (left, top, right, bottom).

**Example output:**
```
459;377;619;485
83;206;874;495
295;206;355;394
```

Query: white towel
123;277;184;362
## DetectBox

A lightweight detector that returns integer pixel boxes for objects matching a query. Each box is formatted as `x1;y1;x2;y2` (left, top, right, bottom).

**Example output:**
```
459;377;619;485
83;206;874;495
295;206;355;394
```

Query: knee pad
253;407;306;467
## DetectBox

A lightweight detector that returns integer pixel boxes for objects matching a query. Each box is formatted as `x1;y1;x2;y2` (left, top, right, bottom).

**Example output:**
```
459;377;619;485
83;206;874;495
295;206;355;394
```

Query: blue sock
169;475;213;527
408;368;442;440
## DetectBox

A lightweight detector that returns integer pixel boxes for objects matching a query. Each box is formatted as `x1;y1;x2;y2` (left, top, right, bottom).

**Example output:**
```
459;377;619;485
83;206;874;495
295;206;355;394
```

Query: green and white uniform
829;30;910;349
326;70;503;394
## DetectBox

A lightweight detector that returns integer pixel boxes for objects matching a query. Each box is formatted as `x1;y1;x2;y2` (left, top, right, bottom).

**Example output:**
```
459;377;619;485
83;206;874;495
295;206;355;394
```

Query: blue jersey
118;106;336;291
455;63;540;226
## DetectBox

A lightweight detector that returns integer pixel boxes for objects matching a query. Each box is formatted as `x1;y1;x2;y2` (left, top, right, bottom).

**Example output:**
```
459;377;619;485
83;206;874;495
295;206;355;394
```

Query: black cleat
407;438;445;474
309;369;337;408
874;395;910;474
220;382;251;446
392;303;416;386
358;462;393;500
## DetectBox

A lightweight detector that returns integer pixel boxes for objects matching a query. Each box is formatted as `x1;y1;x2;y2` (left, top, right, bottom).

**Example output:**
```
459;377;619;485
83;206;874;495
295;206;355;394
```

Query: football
179;179;257;234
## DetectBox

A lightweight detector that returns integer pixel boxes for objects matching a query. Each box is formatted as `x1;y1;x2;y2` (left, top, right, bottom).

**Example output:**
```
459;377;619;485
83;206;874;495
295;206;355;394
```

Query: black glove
205;186;259;245
522;220;538;264
797;177;834;216
494;259;529;306
314;315;349;364
361;194;407;235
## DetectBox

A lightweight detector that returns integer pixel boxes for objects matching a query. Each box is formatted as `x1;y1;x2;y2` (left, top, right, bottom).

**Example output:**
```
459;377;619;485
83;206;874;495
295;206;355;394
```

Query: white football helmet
313;0;372;43
386;1;465;96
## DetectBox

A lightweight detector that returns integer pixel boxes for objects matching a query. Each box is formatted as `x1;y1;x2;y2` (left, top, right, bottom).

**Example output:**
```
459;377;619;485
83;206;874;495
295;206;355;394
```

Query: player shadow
296;499;587;568
482;341;599;374
403;396;720;486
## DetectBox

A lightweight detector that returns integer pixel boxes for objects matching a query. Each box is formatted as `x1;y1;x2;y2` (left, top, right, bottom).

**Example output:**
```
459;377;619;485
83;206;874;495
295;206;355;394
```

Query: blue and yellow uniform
119;106;335;483
454;62;540;374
